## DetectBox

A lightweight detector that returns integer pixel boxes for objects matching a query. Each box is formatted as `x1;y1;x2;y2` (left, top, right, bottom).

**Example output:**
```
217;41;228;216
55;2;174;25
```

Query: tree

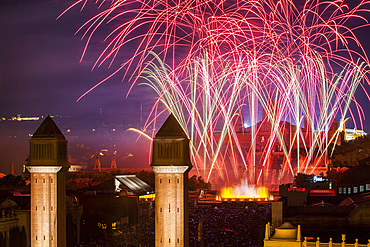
188;175;212;191
189;175;198;191
197;176;211;190
331;135;370;167
0;175;28;193
326;170;343;189
292;173;312;188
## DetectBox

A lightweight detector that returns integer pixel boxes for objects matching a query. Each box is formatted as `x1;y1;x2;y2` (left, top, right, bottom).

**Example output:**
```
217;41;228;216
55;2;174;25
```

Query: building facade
0;198;29;247
214;111;343;187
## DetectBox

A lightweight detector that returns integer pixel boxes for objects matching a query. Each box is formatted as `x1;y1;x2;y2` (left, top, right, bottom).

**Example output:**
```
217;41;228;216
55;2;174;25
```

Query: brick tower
151;114;192;246
26;116;69;247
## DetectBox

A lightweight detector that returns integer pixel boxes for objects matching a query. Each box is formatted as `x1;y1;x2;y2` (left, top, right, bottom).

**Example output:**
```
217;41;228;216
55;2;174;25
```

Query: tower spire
151;114;192;246
111;157;117;169
26;115;69;247
94;156;102;172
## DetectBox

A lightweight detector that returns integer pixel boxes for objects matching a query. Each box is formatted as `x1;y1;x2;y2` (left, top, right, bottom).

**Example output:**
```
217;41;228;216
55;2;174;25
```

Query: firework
140;52;368;187
65;0;370;187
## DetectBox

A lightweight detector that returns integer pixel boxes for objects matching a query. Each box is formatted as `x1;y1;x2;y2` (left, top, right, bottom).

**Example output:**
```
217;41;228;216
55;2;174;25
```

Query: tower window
160;238;162;243
35;179;37;183
178;238;180;243
165;143;169;158
160;179;162;184
160;208;162;212
360;185;364;192
51;206;53;211
177;208;179;213
177;178;179;183
169;238;171;243
51;179;53;183
169;179;170;183
35;206;37;211
43;206;45;211
43;179;45;183
354;187;358;193
51;236;53;240
44;236;45;240
36;236;37;240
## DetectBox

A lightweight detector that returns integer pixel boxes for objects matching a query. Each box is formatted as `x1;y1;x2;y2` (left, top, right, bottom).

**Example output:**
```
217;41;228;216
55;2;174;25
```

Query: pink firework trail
64;0;370;187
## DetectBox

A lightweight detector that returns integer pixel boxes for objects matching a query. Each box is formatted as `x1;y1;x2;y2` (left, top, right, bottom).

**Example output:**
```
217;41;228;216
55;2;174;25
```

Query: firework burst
64;0;370;186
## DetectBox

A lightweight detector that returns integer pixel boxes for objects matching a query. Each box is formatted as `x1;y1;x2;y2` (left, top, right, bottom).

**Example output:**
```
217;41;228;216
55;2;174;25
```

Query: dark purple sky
0;0;159;174
0;0;156;120
0;0;369;127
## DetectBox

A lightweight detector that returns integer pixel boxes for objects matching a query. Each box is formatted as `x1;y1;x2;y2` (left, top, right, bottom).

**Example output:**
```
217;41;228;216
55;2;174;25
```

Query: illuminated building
11;114;40;121
68;164;87;172
111;157;117;169
0;197;29;247
344;128;367;141
270;165;370;243
26;115;70;247
264;222;302;247
151;114;192;246
264;222;370;246
217;111;343;186
93;156;101;172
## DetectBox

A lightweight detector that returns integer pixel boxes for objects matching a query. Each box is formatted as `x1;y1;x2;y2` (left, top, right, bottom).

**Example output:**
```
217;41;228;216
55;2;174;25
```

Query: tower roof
32;115;65;140
155;114;188;139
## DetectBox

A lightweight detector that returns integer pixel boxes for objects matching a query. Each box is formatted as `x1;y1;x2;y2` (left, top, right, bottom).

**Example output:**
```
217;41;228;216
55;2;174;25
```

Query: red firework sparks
62;0;370;186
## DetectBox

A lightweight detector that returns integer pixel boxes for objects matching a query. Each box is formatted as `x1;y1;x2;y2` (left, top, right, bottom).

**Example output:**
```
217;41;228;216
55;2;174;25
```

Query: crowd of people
189;204;270;246
111;202;270;247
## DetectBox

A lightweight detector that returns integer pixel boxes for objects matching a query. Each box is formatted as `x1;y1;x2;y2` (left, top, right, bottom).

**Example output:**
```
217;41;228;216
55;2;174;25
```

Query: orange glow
139;194;155;200
220;185;268;199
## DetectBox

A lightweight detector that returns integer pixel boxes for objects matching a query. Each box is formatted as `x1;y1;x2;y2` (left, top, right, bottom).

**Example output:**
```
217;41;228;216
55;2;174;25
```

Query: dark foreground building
273;165;370;243
78;174;153;244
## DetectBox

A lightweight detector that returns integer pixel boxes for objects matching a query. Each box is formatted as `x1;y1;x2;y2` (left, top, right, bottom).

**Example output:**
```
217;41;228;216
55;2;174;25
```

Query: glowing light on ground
139;194;155;201
220;180;269;199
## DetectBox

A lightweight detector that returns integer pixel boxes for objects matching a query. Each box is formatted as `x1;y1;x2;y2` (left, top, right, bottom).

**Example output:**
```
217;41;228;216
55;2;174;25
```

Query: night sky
0;0;159;174
0;0;157;118
0;0;370;174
